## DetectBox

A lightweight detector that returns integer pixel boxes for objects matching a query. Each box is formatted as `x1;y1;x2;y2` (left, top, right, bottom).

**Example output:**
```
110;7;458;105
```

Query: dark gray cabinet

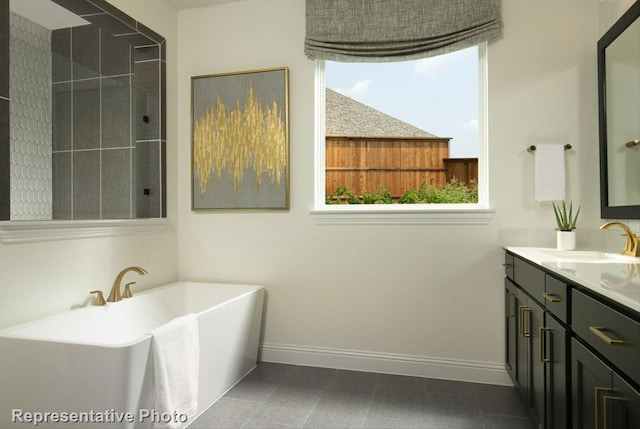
504;254;569;429
544;314;568;429
506;250;640;429
572;338;640;429
571;289;640;429
505;278;518;385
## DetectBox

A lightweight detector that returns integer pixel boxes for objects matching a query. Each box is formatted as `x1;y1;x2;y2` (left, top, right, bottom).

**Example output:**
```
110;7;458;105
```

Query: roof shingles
325;88;438;138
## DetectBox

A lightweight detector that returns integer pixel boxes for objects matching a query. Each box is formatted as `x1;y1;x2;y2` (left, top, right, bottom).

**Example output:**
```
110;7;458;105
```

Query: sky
325;46;479;158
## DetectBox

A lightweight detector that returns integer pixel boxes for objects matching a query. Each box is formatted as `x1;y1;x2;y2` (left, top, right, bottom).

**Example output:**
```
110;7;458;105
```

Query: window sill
0;218;169;244
310;205;495;225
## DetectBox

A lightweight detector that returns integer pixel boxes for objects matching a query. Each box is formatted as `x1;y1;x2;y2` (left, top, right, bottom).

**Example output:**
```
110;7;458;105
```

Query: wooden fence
325;136;450;198
444;158;478;186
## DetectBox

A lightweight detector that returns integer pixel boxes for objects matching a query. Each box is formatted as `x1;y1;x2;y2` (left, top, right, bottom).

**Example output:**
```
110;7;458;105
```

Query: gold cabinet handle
542;292;562;303
595;387;612;429
602;395;622;429
519;306;531;337
625;139;640;148
589;326;625;345
506;293;515;318
539;327;552;363
502;263;514;268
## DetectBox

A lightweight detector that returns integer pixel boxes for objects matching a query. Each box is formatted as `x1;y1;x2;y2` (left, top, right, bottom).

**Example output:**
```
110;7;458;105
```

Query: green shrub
327;180;477;205
399;179;478;204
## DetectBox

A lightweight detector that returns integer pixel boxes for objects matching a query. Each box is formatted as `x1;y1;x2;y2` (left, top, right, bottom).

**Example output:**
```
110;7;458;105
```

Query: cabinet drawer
544;274;568;323
514;256;545;300
572;289;640;383
504;253;514;280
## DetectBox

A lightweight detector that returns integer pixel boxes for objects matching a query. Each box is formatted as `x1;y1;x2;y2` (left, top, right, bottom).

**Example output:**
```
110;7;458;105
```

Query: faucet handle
123;282;136;298
89;290;106;306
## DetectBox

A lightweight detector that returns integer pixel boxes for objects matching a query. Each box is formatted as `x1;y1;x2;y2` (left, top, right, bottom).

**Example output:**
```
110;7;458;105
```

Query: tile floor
188;363;537;429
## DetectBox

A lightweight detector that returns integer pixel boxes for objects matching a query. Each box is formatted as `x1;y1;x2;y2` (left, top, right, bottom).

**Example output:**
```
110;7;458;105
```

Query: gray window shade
305;0;502;62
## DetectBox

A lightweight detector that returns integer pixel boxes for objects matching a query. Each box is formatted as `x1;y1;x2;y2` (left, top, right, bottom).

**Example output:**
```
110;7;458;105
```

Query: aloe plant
552;200;581;231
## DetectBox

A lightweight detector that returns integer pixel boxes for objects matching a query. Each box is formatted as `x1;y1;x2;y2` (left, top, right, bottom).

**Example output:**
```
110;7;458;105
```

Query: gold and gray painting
191;68;288;209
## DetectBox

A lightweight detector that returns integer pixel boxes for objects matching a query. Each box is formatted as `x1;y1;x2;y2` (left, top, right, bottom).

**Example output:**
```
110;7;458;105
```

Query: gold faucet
600;222;640;257
107;266;148;302
89;290;106;306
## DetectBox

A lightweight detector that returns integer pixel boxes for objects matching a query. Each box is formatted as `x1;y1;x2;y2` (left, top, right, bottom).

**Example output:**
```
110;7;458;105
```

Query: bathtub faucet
107;266;148;302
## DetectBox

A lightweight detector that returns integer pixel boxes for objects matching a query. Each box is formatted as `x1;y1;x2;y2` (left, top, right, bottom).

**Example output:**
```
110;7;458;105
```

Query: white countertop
507;247;640;314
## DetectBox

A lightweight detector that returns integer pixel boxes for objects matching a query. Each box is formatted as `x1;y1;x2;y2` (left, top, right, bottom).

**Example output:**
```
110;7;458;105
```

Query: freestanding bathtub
0;282;264;429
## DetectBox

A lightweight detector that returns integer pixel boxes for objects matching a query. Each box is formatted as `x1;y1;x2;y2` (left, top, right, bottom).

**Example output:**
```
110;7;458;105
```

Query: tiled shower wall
1;0;166;221
9;12;52;220
0;1;8;220
51;25;164;219
51;24;134;219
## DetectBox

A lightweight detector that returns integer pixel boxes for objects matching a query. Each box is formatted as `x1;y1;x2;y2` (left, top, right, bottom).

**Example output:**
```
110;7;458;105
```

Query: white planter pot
556;230;576;250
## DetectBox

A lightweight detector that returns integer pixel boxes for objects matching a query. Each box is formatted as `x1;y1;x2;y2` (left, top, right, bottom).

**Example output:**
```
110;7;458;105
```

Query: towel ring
528;144;572;153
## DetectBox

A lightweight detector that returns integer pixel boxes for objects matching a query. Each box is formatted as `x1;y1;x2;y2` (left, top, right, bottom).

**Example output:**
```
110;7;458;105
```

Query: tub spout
600;222;640;257
107;267;148;302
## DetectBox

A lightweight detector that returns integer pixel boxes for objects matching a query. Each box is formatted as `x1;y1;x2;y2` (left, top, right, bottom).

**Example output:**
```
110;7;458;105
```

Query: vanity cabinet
571;289;640;429
505;250;640;429
504;254;569;429
572;338;640;429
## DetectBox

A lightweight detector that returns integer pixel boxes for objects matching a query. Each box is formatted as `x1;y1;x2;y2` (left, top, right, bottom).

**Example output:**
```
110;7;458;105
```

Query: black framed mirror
598;0;640;219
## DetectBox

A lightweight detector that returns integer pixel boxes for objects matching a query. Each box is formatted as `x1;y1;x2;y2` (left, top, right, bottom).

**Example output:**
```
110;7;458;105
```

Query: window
312;43;493;225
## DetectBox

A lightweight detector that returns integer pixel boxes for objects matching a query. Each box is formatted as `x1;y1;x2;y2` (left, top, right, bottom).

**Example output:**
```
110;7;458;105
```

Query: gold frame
190;67;290;210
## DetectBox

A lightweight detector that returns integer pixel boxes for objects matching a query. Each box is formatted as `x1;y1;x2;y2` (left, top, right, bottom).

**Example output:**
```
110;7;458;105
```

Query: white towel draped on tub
150;314;200;428
534;144;566;202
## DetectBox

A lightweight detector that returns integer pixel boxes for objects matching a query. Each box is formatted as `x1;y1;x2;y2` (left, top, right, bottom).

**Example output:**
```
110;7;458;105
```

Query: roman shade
305;0;502;62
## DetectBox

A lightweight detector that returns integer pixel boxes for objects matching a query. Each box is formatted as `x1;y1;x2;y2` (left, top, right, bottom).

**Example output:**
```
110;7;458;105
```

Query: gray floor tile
267;384;324;408
188;363;537;429
243;362;300;385
251;402;316;428
188;398;258;429
362;415;425;429
242;419;303;429
423;392;482;429
285;365;337;389
367;399;425;423
328;369;380;394
474;384;530;418
369;374;425;421
481;414;538;429
303;391;372;429
424;378;479;397
224;378;279;403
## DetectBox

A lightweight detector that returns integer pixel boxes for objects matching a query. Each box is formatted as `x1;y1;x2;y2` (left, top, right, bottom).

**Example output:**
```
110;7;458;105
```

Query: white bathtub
0;282;264;428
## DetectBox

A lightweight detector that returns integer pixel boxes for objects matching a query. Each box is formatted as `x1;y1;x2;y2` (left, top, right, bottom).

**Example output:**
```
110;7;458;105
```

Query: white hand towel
535;144;566;202
151;314;199;429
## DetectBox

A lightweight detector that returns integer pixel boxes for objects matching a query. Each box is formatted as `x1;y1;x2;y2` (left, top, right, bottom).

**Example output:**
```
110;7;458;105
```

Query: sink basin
540;250;639;264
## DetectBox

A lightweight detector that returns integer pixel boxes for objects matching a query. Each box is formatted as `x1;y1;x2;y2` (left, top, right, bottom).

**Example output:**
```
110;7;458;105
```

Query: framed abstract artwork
191;67;289;210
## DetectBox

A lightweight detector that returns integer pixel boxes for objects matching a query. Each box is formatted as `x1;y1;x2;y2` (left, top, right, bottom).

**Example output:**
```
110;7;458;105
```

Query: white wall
0;0;179;329
176;0;603;383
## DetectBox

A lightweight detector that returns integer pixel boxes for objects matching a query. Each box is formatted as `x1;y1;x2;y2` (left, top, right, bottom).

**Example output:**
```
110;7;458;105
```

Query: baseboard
259;342;512;386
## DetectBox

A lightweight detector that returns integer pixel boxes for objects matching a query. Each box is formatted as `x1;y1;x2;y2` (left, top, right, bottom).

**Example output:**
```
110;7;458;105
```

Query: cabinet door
515;287;530;400
505;279;518;383
544;314;569;429
528;298;545;429
572;339;612;429
609;373;640;429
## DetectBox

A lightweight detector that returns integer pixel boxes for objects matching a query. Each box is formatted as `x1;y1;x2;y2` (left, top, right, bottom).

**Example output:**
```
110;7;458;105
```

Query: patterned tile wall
9;12;52;220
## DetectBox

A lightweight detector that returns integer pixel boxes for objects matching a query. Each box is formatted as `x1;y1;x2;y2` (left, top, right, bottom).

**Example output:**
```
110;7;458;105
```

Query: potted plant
552;200;581;250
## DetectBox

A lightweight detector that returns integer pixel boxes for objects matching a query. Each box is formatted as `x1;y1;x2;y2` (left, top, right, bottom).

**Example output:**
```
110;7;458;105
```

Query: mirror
0;0;166;221
598;1;640;219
